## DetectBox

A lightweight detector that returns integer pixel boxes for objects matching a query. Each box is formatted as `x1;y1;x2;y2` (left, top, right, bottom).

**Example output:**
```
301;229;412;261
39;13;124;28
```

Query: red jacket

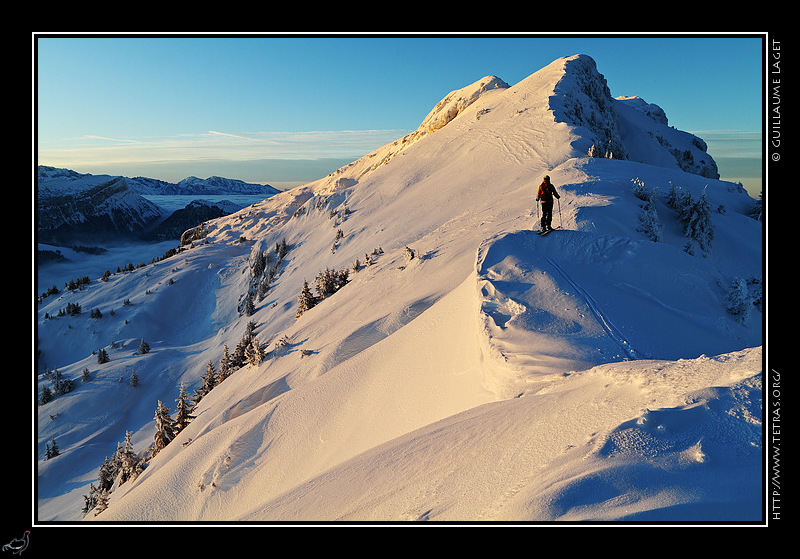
536;181;560;203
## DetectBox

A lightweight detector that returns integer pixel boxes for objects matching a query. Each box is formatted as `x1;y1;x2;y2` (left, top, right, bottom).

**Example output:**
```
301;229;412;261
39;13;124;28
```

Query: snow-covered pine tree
81;484;98;517
174;382;195;433
315;268;337;298
193;361;218;405
676;191;695;227
748;277;763;312
244;292;256;316
726;277;752;324
245;336;265;366
665;182;679;209
97;455;116;492
296;280;318;318
631;177;649;201
117;430;138;485
138;339;150;354
277;237;288;259
231;335;249;369
685;191;715;252
52;369;75;396
637;198;663;242
45;438;59;459
97;348;110;364
218;344;232;382
152;400;176;457
257;276;270;300
93;489;109;516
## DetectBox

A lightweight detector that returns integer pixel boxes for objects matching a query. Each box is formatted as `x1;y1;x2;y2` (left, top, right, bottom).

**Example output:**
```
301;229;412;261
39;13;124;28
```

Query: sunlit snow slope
37;55;763;523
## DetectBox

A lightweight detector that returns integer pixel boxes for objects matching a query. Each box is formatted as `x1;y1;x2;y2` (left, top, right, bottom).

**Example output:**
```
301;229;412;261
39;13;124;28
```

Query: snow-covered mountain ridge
37;166;279;196
36;174;166;244
36;54;763;523
37;167;279;243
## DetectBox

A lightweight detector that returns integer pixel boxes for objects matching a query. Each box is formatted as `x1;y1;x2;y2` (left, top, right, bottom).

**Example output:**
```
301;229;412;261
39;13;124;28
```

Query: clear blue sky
35;34;764;192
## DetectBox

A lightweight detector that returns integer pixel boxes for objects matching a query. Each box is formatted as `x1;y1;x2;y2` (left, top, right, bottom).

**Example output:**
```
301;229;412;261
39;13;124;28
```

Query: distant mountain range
36;167;280;244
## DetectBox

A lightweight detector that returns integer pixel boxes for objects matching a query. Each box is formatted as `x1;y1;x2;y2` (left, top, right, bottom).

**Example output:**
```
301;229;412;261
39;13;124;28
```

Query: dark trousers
540;201;554;230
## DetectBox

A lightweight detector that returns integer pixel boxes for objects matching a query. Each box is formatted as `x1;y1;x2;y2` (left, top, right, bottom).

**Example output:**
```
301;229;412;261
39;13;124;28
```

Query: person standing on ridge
536;175;560;232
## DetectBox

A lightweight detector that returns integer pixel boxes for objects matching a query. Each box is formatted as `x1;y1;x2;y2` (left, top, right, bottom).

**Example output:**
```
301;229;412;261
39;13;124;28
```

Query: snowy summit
37;55;763;523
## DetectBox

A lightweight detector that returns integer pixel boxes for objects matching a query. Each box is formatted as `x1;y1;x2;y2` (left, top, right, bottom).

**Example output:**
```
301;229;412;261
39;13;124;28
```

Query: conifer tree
727;277;752;324
152;400;176;457
244;292;256;316
97;455;116;492
174;383;195;433
117;431;138;485
637;197;662;242
93;489;110;516
45;438;59;459
231;336;249;369
53;369;75;396
202;361;218;393
277;237;288;259
665;182;680;209
218;344;232;382
97;348;110;364
193;362;218;405
674;188;695;225
245;336;265;366
685;191;714;252
296;280;318;318
81;484;99;517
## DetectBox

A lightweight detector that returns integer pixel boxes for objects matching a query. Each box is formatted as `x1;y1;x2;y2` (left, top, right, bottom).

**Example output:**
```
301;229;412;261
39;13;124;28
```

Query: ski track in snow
544;255;639;360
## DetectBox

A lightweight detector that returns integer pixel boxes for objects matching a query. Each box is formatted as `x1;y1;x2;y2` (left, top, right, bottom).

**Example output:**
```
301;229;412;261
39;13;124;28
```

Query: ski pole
558;197;562;228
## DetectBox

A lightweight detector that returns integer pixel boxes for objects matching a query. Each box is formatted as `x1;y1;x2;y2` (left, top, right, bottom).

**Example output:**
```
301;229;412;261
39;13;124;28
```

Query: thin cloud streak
38;128;412;169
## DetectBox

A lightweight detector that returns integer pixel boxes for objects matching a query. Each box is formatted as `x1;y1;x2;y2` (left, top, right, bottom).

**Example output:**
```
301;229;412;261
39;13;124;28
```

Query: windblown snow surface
36;55;764;524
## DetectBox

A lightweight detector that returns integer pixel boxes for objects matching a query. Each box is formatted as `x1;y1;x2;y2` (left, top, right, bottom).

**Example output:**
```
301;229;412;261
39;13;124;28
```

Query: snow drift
36;54;763;523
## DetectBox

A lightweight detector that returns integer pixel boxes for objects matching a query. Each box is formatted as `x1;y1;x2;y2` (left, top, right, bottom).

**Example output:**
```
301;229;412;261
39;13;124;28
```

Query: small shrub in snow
631;177;649;201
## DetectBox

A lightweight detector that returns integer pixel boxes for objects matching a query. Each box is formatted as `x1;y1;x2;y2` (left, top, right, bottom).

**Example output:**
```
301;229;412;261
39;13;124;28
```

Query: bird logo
2;531;29;555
